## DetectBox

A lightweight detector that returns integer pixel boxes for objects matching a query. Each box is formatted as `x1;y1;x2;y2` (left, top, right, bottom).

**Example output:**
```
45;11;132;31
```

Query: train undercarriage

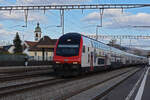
53;62;146;77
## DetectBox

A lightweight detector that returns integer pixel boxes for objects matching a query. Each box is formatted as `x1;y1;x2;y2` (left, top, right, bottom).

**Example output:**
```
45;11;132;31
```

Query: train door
106;53;111;66
122;55;126;65
90;52;94;71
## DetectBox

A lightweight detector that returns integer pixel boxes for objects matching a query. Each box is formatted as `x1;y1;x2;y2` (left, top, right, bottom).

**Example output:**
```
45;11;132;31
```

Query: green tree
13;32;22;54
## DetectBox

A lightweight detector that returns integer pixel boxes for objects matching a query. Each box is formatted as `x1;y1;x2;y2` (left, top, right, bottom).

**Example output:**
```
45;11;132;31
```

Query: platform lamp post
96;25;102;40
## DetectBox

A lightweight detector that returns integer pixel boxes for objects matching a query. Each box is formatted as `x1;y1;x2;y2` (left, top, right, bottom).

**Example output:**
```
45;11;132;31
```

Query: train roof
64;33;146;59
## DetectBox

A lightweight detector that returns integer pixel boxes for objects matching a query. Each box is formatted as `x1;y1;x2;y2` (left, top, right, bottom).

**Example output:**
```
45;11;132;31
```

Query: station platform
100;66;150;100
135;66;150;100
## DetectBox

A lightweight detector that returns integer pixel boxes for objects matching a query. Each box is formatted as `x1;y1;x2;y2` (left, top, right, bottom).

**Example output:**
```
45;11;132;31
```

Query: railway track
0;69;53;82
0;77;64;97
0;66;142;100
0;69;60;97
0;66;52;74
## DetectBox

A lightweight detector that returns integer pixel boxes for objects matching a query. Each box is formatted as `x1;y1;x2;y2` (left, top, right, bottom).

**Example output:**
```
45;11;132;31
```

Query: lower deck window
98;58;105;64
82;46;85;53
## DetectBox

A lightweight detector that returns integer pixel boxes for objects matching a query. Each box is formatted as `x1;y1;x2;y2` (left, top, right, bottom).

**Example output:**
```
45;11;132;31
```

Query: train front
53;33;83;76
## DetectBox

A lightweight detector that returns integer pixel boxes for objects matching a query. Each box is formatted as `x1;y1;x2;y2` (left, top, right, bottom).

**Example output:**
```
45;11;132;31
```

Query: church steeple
34;22;42;41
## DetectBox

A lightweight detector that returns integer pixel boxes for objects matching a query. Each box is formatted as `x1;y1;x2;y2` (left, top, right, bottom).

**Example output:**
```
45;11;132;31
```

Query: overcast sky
0;0;150;50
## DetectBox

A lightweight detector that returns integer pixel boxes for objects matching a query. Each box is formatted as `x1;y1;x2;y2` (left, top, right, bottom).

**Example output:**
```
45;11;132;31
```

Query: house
0;46;5;53
24;36;57;61
1;22;58;61
23;41;38;55
2;45;14;54
22;22;57;61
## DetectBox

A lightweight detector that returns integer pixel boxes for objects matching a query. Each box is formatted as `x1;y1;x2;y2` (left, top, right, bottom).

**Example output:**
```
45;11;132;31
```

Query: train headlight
56;62;60;64
73;62;78;64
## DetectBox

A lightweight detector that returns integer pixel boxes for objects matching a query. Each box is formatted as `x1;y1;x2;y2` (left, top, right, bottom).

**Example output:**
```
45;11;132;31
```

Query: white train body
53;33;148;76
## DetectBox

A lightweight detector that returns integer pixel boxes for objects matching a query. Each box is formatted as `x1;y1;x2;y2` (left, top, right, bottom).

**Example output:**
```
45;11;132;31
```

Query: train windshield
56;33;81;57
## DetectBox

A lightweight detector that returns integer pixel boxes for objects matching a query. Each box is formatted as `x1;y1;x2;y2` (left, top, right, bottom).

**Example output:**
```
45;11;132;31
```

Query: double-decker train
53;33;147;76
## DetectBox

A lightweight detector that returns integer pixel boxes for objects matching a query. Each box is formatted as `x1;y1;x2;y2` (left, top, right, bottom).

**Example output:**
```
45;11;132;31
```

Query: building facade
25;36;57;61
23;22;57;61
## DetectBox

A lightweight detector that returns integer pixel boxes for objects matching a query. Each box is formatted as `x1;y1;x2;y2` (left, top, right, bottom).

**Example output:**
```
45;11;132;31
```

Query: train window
56;33;81;57
94;49;97;63
82;45;85;53
117;59;120;62
98;58;105;64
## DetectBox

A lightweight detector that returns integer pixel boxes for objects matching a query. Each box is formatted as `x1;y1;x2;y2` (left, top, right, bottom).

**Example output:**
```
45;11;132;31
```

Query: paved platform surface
101;66;150;100
139;67;150;100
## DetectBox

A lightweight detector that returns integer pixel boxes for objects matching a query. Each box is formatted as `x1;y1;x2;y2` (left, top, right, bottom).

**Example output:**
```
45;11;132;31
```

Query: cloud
0;23;33;44
0;27;34;45
82;9;150;29
0;0;4;1
0;29;15;36
0;0;16;5
0;11;48;22
0;24;3;29
0;28;16;44
0;0;7;4
82;9;124;21
16;0;92;5
118;13;150;25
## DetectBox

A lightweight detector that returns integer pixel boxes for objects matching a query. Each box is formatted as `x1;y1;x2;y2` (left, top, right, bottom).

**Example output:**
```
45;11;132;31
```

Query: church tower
34;22;42;41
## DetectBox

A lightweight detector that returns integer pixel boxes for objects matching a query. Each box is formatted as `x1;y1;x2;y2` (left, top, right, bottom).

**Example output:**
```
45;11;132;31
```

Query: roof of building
25;41;37;47
29;46;54;51
35;36;57;48
0;48;4;52
3;45;13;51
0;46;9;53
25;36;57;51
29;46;42;51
